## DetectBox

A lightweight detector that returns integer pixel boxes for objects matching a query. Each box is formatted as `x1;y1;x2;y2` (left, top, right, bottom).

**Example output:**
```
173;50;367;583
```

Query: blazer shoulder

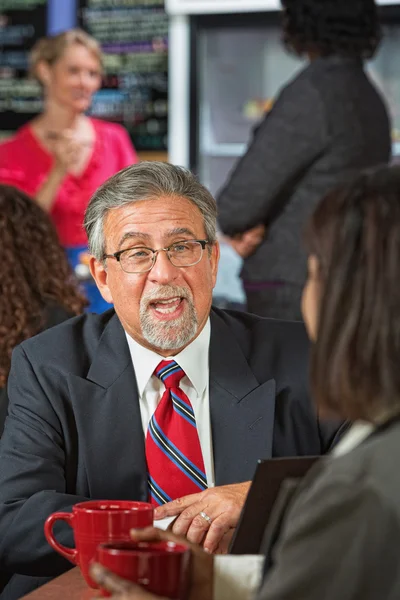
276;63;322;103
211;307;309;360
17;309;116;372
300;424;400;515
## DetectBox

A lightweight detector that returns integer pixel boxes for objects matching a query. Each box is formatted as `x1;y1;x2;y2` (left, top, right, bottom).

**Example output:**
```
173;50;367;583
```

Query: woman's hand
90;527;214;600
226;224;266;258
50;129;92;175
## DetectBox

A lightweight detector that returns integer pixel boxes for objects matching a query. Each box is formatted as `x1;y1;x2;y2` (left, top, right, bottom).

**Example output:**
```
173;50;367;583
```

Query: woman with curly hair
0;184;86;435
218;0;391;321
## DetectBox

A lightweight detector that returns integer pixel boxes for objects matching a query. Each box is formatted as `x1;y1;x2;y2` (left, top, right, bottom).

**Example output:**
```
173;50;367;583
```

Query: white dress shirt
125;318;215;488
214;421;375;600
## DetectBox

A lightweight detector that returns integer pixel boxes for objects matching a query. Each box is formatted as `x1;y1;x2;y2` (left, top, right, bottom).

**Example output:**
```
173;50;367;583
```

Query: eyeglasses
103;239;209;274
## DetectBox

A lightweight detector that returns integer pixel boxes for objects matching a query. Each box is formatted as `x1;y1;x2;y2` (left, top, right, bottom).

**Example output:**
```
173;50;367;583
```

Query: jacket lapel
72;310;277;495
69;314;148;501
209;312;276;485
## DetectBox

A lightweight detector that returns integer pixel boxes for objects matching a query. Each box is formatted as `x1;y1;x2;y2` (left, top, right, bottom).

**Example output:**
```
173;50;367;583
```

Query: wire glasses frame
103;239;210;274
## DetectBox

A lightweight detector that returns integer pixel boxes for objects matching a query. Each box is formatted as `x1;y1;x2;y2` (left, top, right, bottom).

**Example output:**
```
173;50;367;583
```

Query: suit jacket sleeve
217;76;328;236
257;476;400;600
0;345;88;577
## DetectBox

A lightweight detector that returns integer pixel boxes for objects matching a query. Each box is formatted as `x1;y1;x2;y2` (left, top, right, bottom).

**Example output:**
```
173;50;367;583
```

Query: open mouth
149;296;185;318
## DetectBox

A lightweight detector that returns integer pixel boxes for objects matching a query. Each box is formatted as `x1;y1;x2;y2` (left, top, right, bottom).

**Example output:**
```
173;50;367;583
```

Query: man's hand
154;482;250;554
90;527;213;600
227;224;266;258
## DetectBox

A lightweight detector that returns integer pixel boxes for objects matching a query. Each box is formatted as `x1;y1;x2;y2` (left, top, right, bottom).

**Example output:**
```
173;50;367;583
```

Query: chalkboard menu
0;0;46;138
79;0;168;151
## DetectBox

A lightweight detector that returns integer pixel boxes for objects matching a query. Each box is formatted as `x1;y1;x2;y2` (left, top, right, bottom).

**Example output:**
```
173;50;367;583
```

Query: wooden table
21;568;96;599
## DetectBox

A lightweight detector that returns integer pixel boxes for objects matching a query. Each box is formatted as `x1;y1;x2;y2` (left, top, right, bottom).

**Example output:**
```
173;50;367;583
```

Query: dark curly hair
0;185;87;387
281;0;381;59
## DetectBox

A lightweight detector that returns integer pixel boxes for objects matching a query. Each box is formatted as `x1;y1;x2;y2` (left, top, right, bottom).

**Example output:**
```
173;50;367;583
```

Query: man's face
90;195;220;355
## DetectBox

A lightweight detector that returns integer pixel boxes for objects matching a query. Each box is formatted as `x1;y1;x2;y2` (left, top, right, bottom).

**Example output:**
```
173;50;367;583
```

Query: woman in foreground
91;165;400;600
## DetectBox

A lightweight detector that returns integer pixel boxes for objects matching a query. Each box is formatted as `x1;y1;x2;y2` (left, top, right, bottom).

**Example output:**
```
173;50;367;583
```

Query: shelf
137;151;169;162
166;0;280;15
166;0;400;15
200;140;400;160
200;143;247;158
392;142;400;156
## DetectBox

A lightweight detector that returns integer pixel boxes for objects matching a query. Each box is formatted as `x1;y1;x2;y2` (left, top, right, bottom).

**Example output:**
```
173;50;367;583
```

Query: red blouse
0;118;138;247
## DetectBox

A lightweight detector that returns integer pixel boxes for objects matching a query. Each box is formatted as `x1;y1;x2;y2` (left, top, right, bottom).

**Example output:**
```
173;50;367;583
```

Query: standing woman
0;29;138;312
218;0;391;321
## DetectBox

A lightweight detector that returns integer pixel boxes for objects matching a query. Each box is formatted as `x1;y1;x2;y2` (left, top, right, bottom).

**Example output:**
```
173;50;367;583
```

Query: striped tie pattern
146;360;207;506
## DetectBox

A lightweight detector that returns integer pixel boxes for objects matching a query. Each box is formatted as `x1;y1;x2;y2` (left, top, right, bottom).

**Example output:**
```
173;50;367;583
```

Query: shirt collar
125;318;210;398
332;421;375;457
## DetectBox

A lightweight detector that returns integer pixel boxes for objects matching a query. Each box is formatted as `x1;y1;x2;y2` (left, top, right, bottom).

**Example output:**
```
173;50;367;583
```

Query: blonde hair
29;28;103;82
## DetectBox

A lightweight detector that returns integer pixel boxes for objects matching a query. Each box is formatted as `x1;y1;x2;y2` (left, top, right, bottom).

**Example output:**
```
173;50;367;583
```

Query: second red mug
44;500;154;588
95;540;191;599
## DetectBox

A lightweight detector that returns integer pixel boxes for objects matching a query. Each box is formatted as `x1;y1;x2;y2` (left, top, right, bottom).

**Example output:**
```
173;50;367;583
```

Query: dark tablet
229;456;320;555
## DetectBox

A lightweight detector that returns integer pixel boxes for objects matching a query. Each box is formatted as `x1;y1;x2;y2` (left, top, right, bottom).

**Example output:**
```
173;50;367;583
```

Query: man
0;162;340;599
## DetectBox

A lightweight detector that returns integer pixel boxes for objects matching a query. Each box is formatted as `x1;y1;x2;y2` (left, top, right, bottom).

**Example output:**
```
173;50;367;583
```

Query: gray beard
139;286;198;352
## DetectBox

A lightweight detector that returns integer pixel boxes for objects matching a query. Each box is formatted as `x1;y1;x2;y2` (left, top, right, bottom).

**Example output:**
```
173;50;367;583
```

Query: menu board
0;0;46;138
79;0;168;151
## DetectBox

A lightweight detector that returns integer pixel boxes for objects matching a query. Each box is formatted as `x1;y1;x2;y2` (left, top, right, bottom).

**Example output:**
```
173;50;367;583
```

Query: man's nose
148;250;179;284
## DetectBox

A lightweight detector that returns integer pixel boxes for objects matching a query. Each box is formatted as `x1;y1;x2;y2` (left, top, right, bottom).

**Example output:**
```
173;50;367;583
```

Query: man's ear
210;240;220;289
89;256;113;304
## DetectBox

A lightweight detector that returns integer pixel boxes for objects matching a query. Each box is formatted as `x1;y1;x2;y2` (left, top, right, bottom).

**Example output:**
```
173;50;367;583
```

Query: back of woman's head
306;165;400;422
0;185;86;386
281;0;381;59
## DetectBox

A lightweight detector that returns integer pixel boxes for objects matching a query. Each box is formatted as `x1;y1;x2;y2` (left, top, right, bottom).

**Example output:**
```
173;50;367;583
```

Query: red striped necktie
146;360;207;506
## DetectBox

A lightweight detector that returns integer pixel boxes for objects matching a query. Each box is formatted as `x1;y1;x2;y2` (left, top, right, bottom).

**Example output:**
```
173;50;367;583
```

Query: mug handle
44;512;78;565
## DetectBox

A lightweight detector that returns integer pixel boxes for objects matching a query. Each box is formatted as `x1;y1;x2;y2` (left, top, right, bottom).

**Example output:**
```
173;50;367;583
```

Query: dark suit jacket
258;418;400;600
0;307;341;599
218;55;391;286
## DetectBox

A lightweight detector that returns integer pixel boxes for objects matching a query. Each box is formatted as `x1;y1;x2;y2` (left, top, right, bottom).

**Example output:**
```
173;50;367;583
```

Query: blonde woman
0;29;138;311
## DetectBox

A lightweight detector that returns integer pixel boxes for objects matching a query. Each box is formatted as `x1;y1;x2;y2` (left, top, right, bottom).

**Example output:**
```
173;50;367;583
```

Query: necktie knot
154;360;184;389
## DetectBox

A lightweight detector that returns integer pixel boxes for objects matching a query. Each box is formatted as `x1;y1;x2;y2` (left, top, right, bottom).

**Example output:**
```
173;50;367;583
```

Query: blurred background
1;0;399;310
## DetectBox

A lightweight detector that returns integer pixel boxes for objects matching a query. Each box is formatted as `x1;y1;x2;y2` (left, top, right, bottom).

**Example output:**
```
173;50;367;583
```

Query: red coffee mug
44;500;153;589
95;540;191;599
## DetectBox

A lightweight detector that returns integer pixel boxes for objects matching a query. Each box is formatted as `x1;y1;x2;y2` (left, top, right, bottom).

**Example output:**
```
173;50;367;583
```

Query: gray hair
84;161;218;261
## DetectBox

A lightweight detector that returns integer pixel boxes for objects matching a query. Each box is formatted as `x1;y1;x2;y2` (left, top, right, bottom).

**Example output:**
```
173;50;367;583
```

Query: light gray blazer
218;55;392;286
258;418;400;600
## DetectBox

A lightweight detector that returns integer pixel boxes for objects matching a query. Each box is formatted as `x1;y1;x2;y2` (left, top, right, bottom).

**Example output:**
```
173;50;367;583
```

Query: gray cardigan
258;418;400;600
218;55;391;285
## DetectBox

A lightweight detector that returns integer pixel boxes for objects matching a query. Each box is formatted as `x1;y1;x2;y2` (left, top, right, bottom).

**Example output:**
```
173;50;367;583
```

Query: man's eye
172;244;189;253
125;249;151;259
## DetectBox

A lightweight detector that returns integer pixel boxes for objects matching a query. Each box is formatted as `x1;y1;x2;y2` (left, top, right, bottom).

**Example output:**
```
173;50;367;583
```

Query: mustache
140;285;193;308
